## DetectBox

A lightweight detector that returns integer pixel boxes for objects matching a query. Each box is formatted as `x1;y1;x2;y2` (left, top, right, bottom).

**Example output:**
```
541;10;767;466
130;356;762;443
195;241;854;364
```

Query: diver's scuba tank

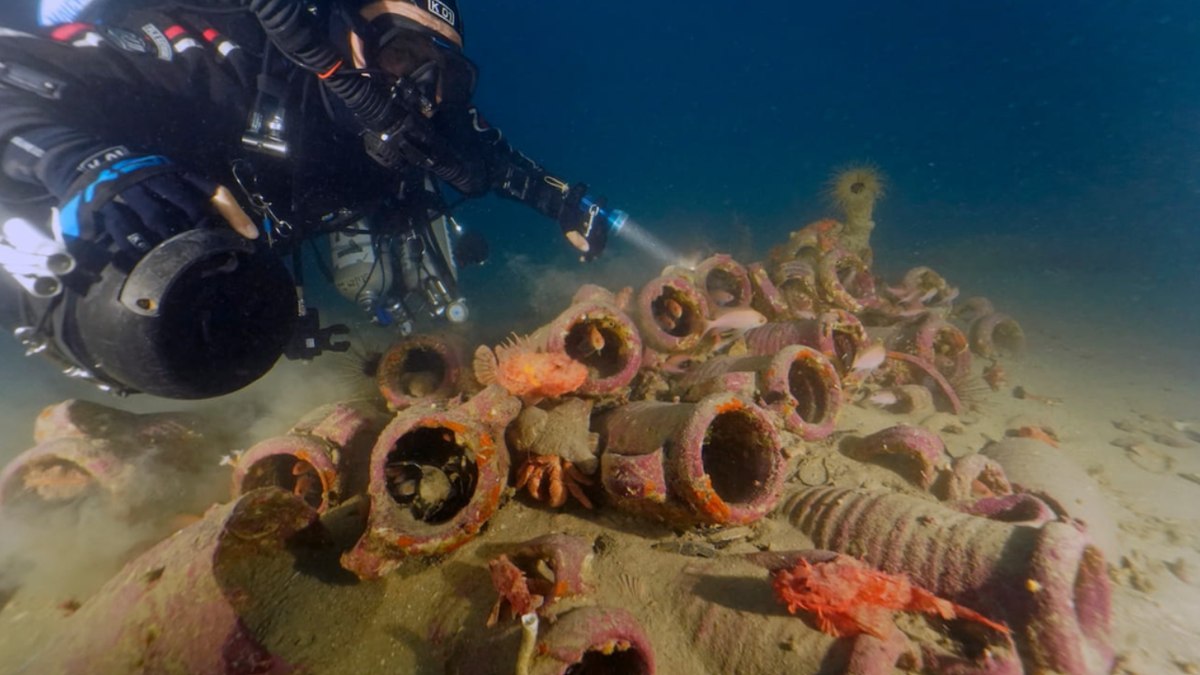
328;219;469;331
329;222;391;312
329;174;473;332
328;220;417;334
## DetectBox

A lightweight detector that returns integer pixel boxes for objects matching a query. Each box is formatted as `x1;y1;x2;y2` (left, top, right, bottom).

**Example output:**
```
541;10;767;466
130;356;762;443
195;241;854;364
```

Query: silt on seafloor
0;399;222;520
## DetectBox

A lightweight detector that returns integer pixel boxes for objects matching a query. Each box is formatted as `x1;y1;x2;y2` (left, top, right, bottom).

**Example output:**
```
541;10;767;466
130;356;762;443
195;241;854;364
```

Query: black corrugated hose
241;0;485;194
246;0;394;130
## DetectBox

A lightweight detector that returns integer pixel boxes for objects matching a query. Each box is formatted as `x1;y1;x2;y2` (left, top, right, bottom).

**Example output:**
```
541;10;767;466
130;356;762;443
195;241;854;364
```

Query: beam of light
609;216;693;269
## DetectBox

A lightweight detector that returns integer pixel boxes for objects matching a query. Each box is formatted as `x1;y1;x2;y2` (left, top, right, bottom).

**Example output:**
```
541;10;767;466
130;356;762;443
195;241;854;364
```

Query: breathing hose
244;0;486;194
246;0;394;130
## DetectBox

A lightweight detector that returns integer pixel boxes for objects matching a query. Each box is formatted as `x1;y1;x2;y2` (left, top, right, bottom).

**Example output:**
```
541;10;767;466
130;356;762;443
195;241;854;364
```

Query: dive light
579;194;629;236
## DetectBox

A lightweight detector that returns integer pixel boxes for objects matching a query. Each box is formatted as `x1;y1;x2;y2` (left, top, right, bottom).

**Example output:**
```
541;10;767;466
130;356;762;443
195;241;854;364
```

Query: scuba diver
0;0;628;399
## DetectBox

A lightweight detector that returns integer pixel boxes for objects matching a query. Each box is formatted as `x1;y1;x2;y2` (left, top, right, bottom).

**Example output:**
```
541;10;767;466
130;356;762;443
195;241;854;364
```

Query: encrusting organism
828;165;885;263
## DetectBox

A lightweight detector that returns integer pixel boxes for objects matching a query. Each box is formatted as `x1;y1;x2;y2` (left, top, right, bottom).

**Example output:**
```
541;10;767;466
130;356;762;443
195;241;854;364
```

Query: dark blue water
464;2;1199;247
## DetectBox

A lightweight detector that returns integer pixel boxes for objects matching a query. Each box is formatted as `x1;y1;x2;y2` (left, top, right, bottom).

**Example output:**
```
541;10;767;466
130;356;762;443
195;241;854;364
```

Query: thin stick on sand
515;612;539;675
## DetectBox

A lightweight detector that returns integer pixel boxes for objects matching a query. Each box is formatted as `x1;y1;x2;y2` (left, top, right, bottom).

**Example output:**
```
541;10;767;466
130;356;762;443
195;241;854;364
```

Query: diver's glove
55;149;257;256
557;182;612;261
3;127;256;256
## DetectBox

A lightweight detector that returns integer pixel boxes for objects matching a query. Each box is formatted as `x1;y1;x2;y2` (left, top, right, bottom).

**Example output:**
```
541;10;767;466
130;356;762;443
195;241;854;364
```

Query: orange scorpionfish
473;334;588;404
771;555;1009;638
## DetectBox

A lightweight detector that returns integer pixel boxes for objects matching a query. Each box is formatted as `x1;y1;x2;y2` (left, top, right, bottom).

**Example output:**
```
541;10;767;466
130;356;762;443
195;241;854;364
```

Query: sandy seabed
0;235;1197;675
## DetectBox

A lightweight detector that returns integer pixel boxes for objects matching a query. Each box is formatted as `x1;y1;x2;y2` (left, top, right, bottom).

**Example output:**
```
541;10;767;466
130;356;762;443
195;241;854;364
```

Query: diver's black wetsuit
0;2;593;397
0;4;561;248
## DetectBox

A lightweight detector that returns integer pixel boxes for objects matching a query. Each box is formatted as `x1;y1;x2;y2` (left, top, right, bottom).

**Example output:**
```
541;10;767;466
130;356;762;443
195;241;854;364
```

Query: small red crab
513;454;594;509
486;554;543;627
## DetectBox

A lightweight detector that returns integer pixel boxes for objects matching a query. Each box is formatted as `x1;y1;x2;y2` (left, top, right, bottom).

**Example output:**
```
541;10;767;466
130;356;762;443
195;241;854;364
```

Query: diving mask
366;20;478;106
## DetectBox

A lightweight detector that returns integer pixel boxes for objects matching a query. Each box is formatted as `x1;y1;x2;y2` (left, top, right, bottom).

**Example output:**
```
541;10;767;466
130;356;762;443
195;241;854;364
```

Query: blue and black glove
2;128;256;257
57;149;244;255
